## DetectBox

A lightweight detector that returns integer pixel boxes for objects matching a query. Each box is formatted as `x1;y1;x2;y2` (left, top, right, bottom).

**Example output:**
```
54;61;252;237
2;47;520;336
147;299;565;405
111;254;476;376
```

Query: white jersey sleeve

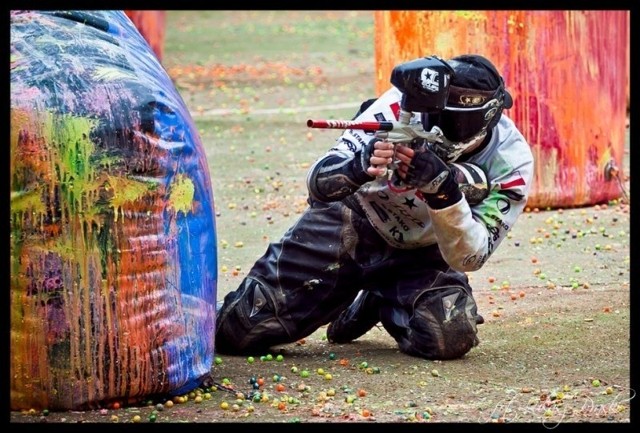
429;115;534;271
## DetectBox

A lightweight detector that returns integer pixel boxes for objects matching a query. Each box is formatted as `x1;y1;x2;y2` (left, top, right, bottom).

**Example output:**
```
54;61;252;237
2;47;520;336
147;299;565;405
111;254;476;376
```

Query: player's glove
351;137;378;183
404;148;462;209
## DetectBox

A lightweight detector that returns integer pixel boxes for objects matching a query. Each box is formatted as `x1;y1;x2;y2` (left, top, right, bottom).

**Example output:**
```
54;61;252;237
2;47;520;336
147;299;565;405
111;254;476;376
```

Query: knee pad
216;277;291;354
402;285;479;360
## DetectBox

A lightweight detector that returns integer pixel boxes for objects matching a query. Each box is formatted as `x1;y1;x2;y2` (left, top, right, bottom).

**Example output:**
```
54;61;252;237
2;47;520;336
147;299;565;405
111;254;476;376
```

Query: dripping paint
374;10;629;208
10;10;217;410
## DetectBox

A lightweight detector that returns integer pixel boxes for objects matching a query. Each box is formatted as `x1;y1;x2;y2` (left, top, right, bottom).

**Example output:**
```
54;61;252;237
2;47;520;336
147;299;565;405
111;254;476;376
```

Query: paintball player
215;54;534;360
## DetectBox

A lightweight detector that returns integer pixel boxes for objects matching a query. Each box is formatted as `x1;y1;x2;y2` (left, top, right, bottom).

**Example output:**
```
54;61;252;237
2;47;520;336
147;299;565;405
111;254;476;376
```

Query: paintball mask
422;54;514;162
390;55;454;115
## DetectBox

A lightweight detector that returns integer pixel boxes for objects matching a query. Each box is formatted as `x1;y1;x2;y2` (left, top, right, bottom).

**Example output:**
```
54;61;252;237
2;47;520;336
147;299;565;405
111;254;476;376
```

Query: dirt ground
10;195;632;425
10;11;632;426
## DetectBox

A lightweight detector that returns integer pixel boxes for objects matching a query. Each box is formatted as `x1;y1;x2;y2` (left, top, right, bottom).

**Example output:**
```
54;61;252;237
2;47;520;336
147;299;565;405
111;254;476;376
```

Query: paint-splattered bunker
10;10;218;410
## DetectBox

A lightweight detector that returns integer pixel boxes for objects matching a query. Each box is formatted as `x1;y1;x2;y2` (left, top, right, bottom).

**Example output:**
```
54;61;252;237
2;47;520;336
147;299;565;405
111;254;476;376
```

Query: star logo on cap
459;95;486;106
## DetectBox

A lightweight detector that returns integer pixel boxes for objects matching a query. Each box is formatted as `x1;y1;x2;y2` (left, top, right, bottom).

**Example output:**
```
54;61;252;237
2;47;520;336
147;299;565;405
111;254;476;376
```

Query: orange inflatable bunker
374;11;629;209
124;10;166;62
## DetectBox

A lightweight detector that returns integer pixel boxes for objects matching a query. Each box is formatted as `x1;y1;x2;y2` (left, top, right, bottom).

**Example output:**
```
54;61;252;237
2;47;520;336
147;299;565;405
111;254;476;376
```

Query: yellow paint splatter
168;174;195;215
10;190;46;214
107;175;157;221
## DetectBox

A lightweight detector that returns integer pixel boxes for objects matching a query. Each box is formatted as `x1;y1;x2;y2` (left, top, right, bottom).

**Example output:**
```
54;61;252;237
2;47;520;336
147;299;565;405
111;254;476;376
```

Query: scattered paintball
10;10;629;425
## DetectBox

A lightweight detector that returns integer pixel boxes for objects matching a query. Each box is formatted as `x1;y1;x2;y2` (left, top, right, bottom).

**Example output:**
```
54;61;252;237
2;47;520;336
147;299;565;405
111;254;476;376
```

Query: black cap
447;54;513;109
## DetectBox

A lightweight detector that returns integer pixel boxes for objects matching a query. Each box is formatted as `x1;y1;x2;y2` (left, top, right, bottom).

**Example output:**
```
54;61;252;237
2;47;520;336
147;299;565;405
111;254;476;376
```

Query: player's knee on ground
215;277;291;354
327;290;383;344
400;285;480;360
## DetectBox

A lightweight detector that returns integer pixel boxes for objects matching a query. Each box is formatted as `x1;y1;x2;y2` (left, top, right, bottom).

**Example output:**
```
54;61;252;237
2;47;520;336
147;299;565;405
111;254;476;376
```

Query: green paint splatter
43;113;98;215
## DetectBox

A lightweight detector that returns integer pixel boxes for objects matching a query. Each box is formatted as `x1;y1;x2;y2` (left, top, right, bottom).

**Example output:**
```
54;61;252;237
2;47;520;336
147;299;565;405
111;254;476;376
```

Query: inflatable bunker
373;11;629;209
10;10;218;410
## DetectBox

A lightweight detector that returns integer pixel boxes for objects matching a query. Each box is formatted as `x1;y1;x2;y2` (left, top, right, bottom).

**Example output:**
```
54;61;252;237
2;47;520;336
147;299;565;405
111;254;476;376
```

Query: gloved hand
403;147;462;209
353;138;395;180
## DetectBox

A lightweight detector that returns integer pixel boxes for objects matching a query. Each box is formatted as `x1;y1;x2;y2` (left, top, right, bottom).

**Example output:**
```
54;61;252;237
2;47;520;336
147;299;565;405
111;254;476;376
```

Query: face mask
438;98;500;143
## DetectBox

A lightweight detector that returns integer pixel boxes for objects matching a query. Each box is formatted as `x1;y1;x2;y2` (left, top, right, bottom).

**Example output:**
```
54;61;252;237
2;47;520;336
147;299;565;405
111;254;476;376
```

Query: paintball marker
307;55;454;145
307;56;455;177
306;118;443;145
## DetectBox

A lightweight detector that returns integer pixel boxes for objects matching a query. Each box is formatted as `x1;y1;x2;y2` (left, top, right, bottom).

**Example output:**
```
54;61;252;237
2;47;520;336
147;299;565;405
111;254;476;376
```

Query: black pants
215;198;479;359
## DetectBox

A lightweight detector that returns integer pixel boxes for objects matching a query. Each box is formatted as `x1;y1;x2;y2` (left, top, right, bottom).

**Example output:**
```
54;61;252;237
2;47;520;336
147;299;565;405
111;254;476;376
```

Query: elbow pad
307;150;374;202
450;162;489;206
